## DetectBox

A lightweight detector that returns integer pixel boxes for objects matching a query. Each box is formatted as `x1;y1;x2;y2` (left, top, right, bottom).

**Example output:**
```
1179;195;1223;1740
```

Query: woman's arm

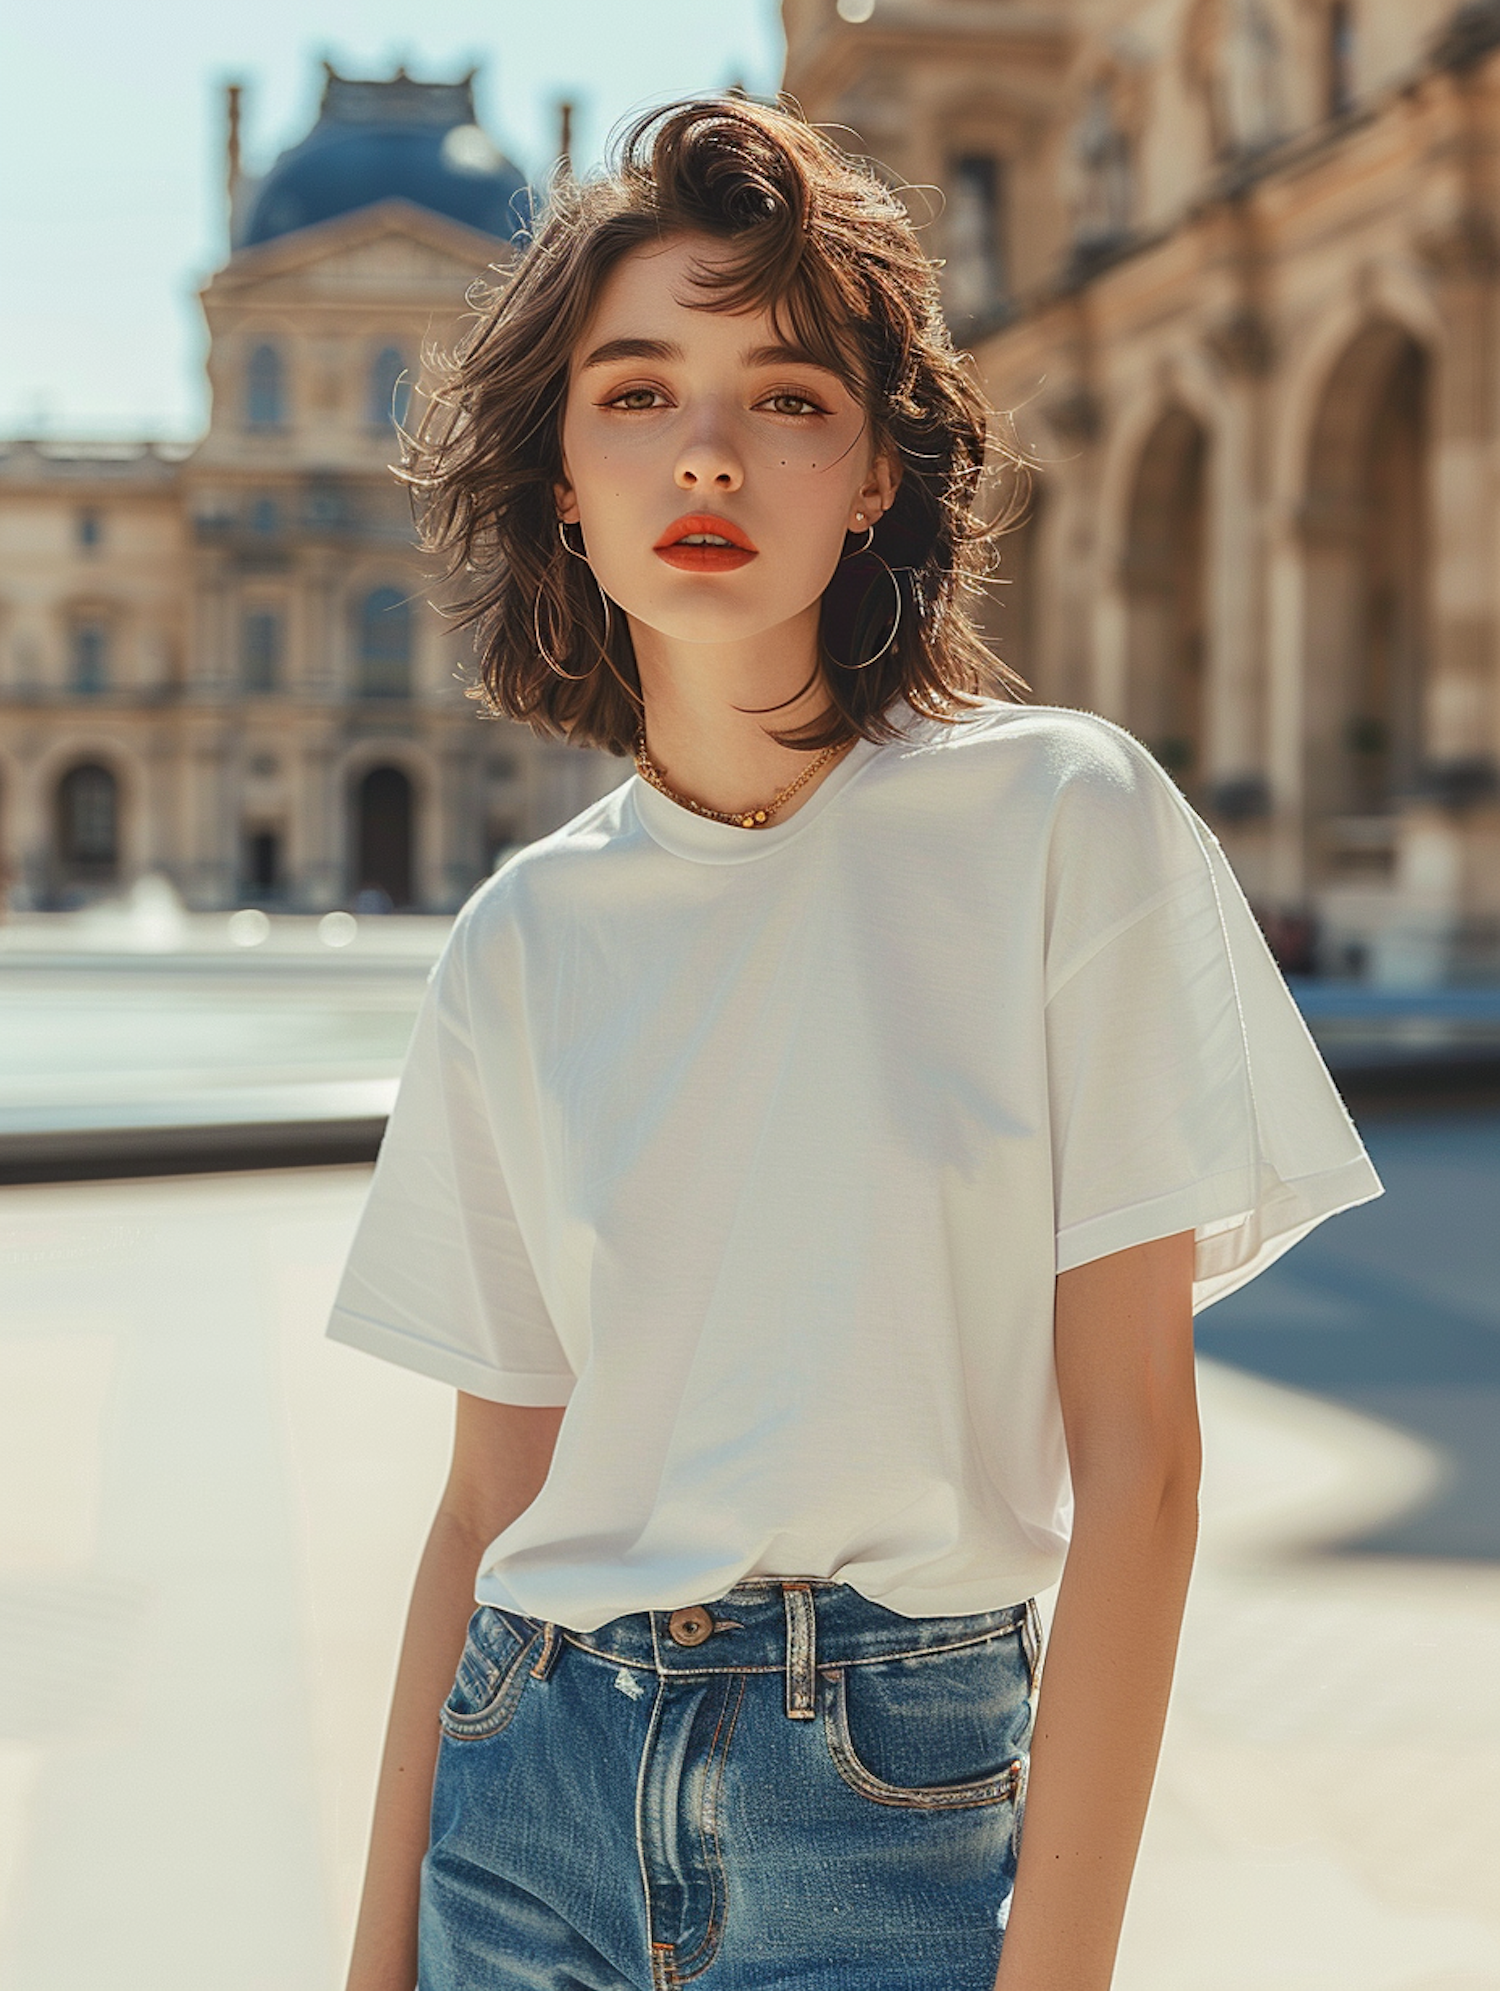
343;1392;565;1991
994;1229;1201;1991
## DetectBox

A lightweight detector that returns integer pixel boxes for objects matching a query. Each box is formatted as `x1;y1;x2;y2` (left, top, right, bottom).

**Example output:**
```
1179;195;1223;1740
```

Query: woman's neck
628;605;848;821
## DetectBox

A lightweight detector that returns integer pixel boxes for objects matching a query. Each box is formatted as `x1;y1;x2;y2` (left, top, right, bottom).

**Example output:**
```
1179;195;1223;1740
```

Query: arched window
57;763;119;875
241;610;282;694
370;347;412;431
71;622;109;694
357;586;412;698
245;344;285;430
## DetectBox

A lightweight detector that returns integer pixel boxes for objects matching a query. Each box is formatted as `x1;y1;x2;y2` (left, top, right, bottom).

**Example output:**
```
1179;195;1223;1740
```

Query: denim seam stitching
832;1622;1025;1667
637;1680;670;1983
438;1625;542;1741
671;1672;745;1981
823;1669;1023;1811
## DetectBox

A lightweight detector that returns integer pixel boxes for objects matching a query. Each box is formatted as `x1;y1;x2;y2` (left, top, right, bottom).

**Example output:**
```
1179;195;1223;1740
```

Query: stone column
1411;199;1500;964
13;725;50;908
1038;384;1107;716
293;729;343;910
183;721;236;908
141;721;177;875
189;556;233;696
1263;495;1309;910
301;552;340;705
1202;308;1275;799
1418;215;1498;771
438;733;485;909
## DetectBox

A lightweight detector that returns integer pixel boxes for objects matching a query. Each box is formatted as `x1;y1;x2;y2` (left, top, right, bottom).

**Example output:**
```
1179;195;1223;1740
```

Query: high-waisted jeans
419;1576;1040;1990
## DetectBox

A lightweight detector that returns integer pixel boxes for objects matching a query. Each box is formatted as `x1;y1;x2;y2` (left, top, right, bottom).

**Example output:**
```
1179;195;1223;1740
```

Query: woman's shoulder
883;700;1197;831
440;772;639;958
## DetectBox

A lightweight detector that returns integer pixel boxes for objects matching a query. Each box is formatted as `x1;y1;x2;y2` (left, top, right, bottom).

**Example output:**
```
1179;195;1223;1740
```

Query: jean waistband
524;1579;1034;1722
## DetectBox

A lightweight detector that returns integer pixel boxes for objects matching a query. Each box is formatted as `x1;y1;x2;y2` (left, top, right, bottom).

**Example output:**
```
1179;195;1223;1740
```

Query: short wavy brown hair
405;96;1022;756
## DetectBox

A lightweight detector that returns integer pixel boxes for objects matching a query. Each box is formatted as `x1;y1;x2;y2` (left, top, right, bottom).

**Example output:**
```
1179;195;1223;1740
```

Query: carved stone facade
0;67;619;913
787;0;1500;979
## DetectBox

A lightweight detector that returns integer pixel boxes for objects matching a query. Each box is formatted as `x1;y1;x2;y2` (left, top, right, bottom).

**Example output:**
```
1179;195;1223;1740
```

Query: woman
329;99;1380;1991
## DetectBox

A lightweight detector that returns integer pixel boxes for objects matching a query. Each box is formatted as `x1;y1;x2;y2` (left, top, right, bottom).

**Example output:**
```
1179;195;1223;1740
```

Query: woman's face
556;234;897;651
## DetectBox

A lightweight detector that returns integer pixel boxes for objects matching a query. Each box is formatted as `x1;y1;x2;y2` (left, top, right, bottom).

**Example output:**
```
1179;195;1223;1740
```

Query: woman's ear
849;450;902;533
554;477;581;526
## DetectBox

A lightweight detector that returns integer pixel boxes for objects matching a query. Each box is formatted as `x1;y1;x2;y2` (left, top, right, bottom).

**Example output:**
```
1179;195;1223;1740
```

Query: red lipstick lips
653;513;758;573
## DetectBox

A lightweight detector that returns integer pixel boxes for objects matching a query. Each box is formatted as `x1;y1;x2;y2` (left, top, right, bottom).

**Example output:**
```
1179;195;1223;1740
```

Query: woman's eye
760;391;824;417
605;387;665;412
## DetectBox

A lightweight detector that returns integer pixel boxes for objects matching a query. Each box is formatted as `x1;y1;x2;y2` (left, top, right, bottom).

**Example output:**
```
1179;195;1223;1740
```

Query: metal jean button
666;1605;715;1647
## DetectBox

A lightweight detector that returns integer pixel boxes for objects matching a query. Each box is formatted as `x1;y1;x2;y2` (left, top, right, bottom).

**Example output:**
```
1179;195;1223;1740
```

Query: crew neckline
630;734;887;864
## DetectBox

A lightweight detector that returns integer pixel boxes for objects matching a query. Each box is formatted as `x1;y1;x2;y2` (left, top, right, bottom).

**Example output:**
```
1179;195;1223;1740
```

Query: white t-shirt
327;703;1380;1630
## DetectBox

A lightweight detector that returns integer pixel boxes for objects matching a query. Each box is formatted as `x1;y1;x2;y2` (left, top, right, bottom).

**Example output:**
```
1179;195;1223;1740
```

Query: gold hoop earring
533;575;594;681
543;524;644;706
837;550;902;670
841;525;876;559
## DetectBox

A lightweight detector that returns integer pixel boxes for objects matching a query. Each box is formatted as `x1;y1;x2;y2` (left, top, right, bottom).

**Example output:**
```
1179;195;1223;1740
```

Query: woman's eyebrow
580;337;681;370
580;335;842;375
743;341;841;374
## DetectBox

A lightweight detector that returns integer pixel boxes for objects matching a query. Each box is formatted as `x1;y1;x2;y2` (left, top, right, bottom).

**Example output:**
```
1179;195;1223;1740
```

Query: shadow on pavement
1195;1106;1500;1561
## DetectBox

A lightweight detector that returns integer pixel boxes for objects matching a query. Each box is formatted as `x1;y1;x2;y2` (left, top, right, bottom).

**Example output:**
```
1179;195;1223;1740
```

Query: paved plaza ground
0;1115;1496;1989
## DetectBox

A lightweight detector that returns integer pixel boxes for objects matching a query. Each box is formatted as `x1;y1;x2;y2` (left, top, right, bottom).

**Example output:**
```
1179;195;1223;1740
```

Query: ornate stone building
787;0;1500;979
0;65;619;913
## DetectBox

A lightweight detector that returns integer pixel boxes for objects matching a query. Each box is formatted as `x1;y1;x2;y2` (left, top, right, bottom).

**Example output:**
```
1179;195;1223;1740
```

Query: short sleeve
325;932;575;1405
1042;735;1382;1312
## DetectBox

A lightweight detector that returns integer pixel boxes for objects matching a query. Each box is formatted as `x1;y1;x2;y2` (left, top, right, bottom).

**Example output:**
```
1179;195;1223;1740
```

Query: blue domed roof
240;66;530;250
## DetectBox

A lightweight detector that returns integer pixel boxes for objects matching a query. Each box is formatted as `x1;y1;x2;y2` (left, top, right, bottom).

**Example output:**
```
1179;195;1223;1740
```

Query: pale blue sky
0;2;784;438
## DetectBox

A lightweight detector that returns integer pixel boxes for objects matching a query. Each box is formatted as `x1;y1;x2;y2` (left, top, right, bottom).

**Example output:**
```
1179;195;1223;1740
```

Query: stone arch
1300;320;1430;842
1270;280;1441;516
55;761;121;883
351;763;414;909
339;739;437;910
1121;404;1211;783
33;736;145;901
1095;354;1222;567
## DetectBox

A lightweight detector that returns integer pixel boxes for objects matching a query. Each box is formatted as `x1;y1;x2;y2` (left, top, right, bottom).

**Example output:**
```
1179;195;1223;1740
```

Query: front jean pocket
823;1631;1030;1811
438;1606;541;1742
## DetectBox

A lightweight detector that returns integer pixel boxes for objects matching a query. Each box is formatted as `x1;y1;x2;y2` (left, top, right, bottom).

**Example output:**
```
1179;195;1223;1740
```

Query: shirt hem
474;1560;1064;1632
325;1307;576;1406
1055;1151;1383;1307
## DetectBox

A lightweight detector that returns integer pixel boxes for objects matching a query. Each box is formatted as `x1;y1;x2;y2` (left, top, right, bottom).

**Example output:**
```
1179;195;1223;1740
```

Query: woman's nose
674;428;743;493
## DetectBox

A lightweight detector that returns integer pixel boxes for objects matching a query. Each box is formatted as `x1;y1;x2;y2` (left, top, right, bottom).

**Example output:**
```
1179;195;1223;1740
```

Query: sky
0;2;784;440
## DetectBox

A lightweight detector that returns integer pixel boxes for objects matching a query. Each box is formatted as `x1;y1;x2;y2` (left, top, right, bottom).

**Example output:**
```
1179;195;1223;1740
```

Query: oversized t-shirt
326;703;1381;1630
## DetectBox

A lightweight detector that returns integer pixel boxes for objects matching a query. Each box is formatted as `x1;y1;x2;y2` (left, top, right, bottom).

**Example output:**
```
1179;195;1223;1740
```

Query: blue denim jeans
420;1577;1039;1990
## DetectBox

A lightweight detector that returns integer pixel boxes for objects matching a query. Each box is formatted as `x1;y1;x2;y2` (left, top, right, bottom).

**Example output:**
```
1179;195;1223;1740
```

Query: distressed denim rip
419;1577;1041;1990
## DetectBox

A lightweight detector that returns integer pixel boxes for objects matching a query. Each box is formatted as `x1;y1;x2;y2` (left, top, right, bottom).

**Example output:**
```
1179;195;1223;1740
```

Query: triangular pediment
206;199;514;300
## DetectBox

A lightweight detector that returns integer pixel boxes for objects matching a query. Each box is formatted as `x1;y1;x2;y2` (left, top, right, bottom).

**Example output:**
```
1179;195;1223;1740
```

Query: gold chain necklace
633;731;854;829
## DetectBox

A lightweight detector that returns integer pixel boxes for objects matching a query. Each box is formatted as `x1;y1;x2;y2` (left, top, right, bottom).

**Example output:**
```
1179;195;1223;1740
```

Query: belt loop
781;1582;816;1720
530;1622;563;1680
1022;1598;1044;1695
